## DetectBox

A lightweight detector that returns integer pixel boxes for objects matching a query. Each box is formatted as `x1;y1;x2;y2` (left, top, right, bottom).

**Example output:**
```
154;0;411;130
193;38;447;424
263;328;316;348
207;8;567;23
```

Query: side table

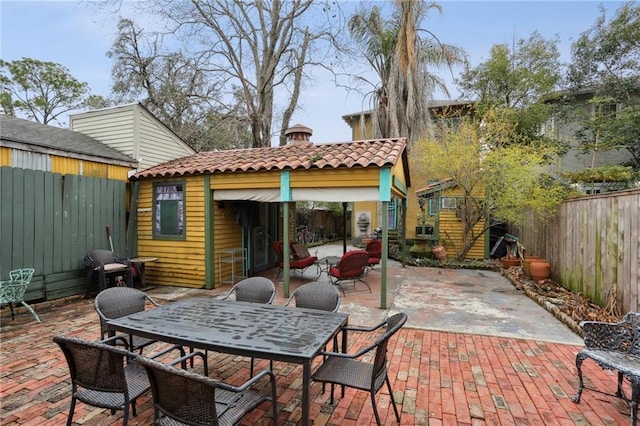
129;257;159;288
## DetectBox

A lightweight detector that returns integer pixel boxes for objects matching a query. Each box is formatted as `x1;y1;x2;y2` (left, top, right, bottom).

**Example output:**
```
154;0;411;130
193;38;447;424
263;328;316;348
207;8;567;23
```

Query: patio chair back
84;249;132;296
371;312;407;387
94;287;160;354
53;335;149;426
87;248;117;264
365;240;382;260
0;268;40;322
332;250;369;279
273;241;318;279
311;312;408;425
329;250;371;294
365;240;382;271
136;355;278;426
220;276;276;375
222;277;276;304
286;281;341;312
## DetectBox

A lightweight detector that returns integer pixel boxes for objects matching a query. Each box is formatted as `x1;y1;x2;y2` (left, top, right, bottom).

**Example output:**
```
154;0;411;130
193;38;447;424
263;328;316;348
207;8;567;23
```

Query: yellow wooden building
341;101;486;259
414;179;487;260
130;131;410;305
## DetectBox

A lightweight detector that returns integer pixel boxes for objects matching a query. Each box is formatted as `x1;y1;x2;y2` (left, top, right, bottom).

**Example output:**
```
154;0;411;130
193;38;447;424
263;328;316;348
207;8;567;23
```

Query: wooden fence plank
32;170;45;275
512;189;639;313
1;168;127;302
22;170;35;269
1;168;13;276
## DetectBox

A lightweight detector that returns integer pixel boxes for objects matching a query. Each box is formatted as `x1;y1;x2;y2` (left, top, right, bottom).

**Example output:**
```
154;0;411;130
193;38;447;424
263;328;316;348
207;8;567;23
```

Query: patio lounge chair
274;241;318;278
0;268;40;323
312;312;408;425
84;249;132;297
136;354;278;426
365;239;382;274
328;250;371;294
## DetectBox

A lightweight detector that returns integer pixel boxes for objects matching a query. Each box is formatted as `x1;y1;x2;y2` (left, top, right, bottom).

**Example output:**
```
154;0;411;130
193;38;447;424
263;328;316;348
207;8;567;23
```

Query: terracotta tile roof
133;138;407;179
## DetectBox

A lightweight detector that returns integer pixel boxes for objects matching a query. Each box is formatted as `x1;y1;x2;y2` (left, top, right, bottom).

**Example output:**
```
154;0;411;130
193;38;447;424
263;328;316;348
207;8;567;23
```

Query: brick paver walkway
0;293;630;425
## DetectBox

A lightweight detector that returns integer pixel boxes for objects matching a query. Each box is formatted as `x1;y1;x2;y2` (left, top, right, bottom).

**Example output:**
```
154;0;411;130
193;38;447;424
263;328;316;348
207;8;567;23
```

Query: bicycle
296;225;316;245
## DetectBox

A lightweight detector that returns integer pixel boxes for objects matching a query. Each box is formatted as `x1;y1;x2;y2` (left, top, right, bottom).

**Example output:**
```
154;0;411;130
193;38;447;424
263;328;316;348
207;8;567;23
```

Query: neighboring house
342;100;477;257
0;115;138;301
129;127;410;303
414;179;487;260
543;88;637;193
69;102;196;172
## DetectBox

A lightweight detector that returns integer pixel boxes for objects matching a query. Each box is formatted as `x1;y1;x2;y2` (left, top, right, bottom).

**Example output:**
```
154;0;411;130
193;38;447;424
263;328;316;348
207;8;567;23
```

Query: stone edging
504;273;585;338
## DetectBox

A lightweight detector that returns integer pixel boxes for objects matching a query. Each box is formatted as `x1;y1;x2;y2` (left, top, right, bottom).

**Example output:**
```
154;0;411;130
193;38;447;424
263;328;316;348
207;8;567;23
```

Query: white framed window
440;196;457;210
154;183;185;239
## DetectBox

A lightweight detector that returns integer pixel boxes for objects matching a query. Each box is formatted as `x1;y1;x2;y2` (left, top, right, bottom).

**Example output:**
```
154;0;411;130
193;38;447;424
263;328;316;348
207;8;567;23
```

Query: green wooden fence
0;167;128;301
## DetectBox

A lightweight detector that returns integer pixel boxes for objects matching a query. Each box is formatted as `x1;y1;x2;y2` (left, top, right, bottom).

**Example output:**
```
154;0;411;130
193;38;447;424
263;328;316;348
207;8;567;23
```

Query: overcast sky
0;0;626;144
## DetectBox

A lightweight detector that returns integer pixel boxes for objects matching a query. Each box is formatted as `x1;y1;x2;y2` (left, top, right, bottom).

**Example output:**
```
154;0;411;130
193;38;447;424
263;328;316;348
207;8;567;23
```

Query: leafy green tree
0;58;93;125
348;0;467;143
457;32;561;143
415;114;567;260
566;2;640;170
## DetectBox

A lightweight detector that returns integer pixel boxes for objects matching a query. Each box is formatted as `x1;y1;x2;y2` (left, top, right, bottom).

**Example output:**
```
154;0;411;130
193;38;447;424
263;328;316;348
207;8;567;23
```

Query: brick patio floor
0;275;631;425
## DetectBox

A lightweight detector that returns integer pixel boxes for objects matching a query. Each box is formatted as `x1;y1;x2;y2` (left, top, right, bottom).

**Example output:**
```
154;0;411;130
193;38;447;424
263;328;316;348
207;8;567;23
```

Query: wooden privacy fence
0;167;128;302
511;188;639;314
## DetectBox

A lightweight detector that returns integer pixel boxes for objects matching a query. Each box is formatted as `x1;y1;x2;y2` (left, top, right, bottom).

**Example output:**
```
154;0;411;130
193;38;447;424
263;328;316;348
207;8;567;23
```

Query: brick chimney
285;123;313;146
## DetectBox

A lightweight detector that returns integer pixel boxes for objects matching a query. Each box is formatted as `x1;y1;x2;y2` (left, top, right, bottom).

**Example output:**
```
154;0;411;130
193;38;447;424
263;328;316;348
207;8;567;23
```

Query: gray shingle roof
0;115;137;165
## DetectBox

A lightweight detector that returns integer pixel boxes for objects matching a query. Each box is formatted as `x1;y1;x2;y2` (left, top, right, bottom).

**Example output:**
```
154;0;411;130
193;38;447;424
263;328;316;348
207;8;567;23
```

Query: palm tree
348;0;467;144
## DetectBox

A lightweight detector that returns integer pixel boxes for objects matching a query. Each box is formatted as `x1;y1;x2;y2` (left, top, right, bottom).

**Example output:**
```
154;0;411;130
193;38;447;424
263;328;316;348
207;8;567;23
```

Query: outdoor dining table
107;297;349;426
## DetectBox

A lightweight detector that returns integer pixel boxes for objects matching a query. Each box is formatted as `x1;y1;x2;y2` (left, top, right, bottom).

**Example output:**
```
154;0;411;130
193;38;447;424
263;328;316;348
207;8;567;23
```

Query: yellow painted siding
439;211;485;259
211;171;280;189
345;115;374;140
107;165;130;181
0;147;11;166
136;176;208;288
435;187;486;259
51;157;81;175
291;168;379;188
213;202;244;287
81;161;109;178
393;157;407;189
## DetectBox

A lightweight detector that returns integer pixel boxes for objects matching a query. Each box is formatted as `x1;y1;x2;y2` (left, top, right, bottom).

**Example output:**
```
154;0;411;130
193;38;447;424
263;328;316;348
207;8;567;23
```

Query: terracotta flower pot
530;259;551;282
432;244;447;261
524;256;541;277
501;257;521;269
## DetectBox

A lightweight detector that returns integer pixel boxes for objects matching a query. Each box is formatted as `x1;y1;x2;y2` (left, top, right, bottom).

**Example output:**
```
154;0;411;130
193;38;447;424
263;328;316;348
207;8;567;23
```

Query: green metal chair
0;268;40;323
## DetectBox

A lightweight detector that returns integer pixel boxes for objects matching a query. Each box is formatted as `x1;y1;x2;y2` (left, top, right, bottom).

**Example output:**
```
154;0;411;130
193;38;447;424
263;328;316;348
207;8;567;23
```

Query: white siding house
69;103;195;172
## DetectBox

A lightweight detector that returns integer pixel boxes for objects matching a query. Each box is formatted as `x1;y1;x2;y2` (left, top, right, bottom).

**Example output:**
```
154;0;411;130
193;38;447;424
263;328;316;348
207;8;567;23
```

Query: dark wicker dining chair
311;312;408;425
94;287;159;354
221;276;276;304
136;354;279;426
285;281;341;313
220;277;277;375
53;335;151;426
